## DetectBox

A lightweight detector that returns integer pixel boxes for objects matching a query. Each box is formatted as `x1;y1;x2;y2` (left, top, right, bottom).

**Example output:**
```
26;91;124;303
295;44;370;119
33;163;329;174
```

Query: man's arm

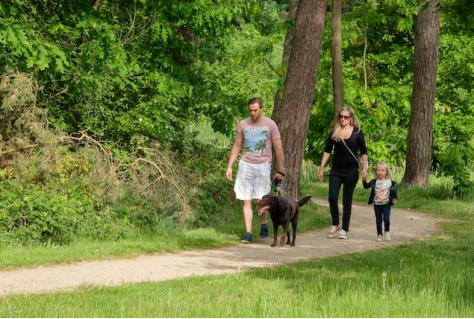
225;136;242;181
273;138;285;177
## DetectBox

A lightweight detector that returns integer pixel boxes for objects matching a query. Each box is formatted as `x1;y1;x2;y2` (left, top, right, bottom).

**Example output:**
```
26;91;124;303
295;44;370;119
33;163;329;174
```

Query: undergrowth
0;71;233;246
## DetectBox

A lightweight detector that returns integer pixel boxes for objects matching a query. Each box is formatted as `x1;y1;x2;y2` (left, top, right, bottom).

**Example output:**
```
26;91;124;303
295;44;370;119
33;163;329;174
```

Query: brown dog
257;194;312;247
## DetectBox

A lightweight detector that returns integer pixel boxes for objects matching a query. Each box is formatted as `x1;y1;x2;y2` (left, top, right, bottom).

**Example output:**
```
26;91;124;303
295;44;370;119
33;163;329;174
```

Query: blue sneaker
240;232;253;244
260;223;269;240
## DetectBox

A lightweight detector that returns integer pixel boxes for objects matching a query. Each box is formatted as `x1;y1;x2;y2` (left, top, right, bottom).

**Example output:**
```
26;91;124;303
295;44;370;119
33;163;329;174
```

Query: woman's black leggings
328;166;360;232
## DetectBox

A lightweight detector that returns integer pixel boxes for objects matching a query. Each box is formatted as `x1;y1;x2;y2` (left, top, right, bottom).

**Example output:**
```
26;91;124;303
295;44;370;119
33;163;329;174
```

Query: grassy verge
2;164;474;317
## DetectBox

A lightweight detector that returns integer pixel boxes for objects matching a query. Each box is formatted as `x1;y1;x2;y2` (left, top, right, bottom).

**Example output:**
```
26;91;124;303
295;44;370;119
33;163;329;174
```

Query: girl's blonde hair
374;161;392;179
330;106;361;141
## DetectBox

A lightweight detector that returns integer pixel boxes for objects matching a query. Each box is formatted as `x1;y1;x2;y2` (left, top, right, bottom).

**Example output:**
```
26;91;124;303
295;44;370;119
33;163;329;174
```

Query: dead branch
125;158;187;205
0;144;38;157
59;131;111;157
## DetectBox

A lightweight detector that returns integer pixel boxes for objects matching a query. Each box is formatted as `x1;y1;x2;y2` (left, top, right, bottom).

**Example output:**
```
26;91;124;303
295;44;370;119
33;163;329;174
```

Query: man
226;97;286;243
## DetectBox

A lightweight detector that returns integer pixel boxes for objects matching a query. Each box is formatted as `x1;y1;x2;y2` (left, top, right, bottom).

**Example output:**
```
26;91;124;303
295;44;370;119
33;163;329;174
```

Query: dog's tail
297;196;312;207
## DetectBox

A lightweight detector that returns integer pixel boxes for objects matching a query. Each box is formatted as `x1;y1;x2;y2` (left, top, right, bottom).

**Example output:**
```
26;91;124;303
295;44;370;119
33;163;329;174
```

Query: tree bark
403;0;442;187
331;0;345;114
274;0;328;199
271;0;299;120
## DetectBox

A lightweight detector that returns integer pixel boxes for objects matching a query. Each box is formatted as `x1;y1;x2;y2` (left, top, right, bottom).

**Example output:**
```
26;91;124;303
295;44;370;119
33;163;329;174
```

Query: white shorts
234;160;271;200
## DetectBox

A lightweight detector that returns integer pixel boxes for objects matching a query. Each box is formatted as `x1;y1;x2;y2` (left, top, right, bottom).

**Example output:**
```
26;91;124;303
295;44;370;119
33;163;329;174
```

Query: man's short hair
248;97;263;108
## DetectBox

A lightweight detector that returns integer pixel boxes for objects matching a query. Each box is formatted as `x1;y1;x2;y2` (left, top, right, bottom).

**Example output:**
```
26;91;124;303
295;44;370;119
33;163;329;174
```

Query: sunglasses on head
339;115;351;120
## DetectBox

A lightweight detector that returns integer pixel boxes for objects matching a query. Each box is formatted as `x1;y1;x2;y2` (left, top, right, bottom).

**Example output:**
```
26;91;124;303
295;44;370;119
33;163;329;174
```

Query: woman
318;106;368;239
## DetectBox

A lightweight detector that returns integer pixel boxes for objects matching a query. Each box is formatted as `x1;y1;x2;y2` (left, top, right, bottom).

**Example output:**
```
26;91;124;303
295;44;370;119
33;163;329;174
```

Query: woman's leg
328;168;343;225
341;168;359;231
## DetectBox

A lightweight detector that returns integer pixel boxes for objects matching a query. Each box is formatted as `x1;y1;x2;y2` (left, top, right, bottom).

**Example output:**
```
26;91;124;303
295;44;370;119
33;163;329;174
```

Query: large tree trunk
331;0;344;113
271;0;299;120
274;0;328;199
403;0;441;187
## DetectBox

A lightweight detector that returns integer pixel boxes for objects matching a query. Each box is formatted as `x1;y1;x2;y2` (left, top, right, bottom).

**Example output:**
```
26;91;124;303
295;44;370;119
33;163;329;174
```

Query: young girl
363;161;398;242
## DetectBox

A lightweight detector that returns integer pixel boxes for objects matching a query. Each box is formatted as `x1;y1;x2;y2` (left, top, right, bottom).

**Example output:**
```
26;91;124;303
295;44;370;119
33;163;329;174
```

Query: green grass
2;228;473;317
2;163;474;317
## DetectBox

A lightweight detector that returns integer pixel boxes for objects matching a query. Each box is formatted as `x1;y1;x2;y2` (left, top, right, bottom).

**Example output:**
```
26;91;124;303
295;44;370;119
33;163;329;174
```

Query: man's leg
243;200;253;233
240;199;254;243
252;162;271;240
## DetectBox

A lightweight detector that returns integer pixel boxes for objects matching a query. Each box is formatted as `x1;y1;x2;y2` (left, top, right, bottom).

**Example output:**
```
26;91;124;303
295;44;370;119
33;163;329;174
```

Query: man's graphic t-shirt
236;117;281;164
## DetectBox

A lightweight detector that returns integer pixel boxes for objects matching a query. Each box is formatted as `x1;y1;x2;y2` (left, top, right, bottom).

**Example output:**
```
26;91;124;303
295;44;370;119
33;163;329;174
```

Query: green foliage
0;0;266;150
194;9;284;137
175;136;235;227
307;0;474;182
0;180;123;245
1;0;474;246
437;143;474;195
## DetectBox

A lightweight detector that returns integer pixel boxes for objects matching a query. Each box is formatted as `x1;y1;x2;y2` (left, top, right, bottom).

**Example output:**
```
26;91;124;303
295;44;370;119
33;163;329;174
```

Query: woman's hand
318;169;324;182
361;169;368;182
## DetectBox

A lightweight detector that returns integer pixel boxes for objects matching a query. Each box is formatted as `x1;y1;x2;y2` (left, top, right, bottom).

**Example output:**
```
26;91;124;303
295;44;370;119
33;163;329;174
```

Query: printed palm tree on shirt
255;139;266;154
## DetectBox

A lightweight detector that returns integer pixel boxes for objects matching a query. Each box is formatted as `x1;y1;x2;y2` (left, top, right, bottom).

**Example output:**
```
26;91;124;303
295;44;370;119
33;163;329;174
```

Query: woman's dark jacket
362;178;398;205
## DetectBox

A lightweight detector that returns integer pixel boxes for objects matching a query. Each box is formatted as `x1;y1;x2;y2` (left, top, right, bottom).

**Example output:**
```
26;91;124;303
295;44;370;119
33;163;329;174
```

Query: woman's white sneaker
385;231;391;241
327;225;341;238
338;230;348;239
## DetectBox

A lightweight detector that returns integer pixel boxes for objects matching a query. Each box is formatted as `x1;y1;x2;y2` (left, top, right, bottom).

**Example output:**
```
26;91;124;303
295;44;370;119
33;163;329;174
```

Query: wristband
276;171;286;177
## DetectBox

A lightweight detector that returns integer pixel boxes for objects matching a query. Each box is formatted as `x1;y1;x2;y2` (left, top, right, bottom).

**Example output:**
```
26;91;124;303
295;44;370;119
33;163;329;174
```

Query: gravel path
0;198;444;296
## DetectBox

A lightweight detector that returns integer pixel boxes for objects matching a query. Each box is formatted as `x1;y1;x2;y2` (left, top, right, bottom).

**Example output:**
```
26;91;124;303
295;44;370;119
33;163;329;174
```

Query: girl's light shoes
376;232;391;242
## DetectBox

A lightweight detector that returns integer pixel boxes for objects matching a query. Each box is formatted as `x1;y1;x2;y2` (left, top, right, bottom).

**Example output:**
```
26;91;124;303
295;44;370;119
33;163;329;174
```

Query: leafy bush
0;180;122;245
437;143;474;195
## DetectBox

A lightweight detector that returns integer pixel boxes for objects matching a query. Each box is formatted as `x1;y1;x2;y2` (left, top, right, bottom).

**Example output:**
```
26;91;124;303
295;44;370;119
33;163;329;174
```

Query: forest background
0;0;473;246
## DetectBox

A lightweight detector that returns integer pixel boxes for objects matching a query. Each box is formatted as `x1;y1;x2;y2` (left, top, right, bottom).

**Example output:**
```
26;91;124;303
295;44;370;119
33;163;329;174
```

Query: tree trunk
403;0;441;187
271;0;299;120
274;0;328;199
331;0;344;114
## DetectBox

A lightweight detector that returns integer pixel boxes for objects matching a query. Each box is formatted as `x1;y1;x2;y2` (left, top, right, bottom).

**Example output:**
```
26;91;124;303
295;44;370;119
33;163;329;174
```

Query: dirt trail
0;198;444;296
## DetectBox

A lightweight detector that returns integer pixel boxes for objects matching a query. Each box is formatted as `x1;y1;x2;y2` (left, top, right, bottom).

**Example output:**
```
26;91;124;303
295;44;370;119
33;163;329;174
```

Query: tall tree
331;0;345;113
274;0;329;199
271;0;299;121
403;0;442;186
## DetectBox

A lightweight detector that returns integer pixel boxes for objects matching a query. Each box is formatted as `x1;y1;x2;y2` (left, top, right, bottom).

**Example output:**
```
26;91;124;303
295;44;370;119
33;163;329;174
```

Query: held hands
318;168;324;182
361;168;368;182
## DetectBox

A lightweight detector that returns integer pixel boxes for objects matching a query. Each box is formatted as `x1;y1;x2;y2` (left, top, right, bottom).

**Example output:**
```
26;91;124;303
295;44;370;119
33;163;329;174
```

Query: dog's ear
274;196;283;205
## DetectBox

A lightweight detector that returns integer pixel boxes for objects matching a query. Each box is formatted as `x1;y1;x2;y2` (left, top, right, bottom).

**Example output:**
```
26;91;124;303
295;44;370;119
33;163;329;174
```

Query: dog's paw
280;236;286;246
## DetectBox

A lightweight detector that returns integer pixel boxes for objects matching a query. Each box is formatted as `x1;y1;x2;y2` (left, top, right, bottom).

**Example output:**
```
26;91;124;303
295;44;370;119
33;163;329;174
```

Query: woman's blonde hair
374;161;392;179
330;106;361;141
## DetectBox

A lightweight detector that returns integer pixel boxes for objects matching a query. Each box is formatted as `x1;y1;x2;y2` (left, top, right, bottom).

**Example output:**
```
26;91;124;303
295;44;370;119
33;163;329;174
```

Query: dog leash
273;177;282;196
